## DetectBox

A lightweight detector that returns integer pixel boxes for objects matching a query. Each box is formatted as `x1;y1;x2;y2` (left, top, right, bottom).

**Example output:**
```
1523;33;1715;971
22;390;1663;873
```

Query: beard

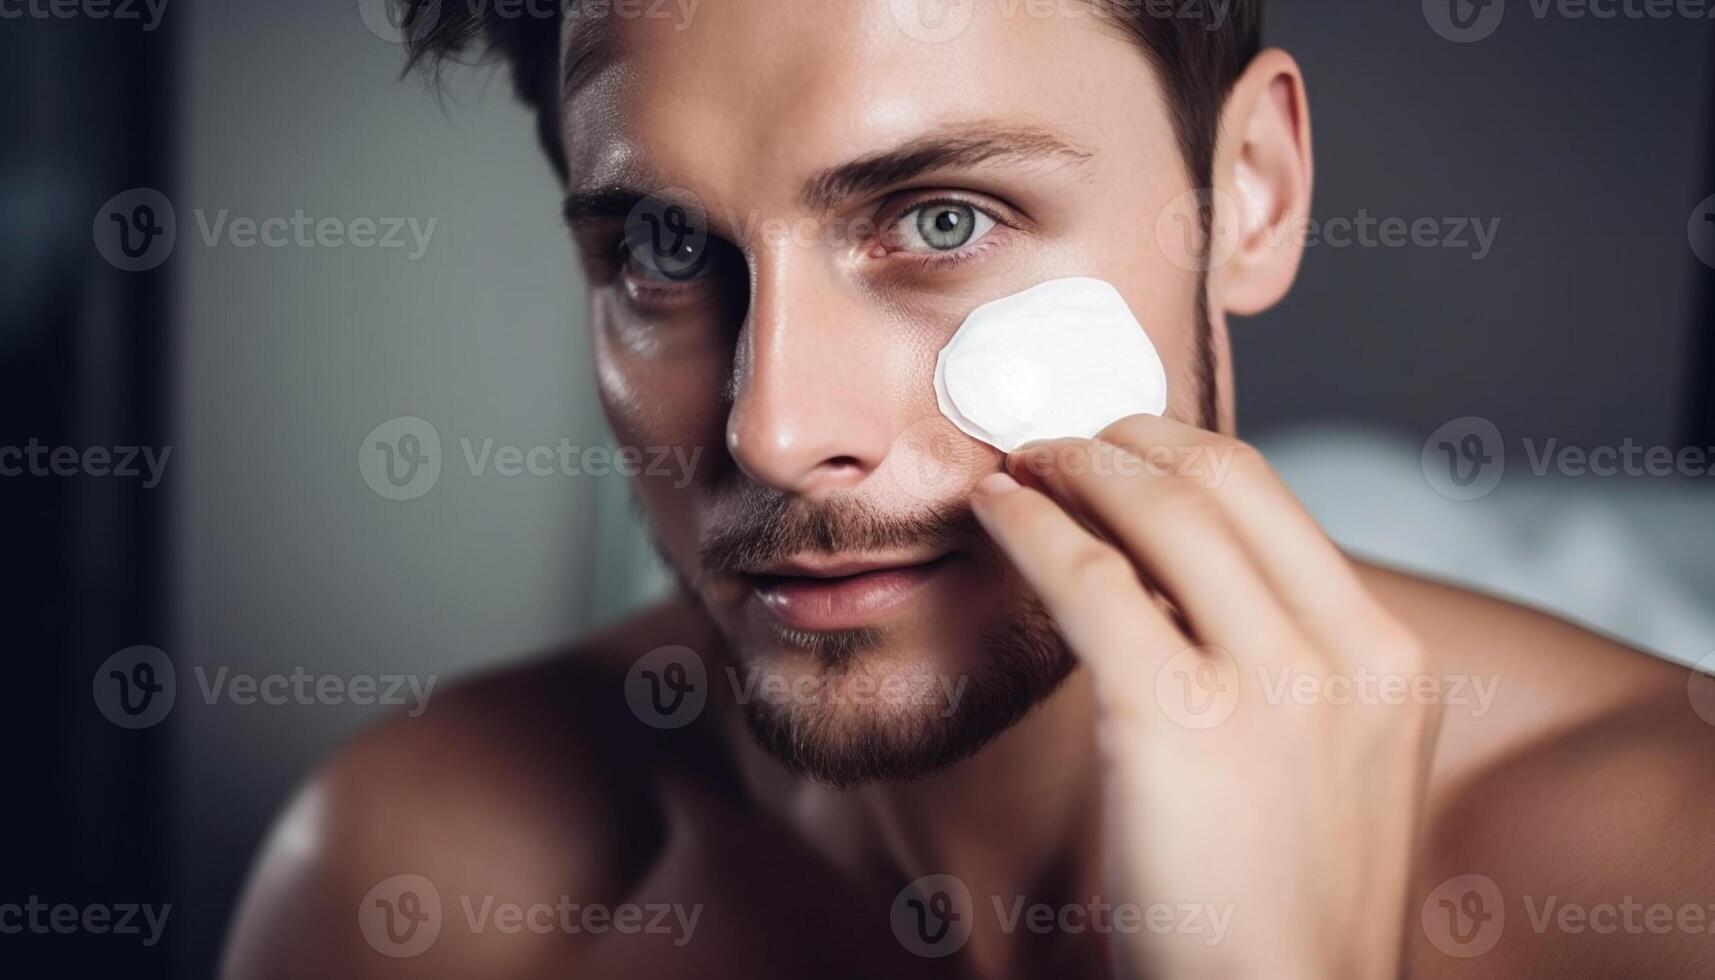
687;485;1077;789
736;595;1072;789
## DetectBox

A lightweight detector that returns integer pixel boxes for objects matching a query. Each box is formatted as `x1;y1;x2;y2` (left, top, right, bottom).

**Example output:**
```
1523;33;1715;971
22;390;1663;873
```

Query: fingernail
975;472;1020;496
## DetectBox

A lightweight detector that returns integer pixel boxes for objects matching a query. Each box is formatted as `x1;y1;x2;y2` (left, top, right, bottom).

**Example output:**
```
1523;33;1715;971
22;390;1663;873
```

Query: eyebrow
797;124;1094;212
559;124;1095;229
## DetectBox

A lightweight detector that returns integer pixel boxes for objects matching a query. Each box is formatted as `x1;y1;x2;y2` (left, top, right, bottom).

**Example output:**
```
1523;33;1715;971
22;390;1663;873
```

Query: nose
725;250;902;498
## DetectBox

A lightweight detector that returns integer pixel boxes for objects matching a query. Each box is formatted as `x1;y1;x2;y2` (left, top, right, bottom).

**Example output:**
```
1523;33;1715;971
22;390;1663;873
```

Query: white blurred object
1258;425;1715;667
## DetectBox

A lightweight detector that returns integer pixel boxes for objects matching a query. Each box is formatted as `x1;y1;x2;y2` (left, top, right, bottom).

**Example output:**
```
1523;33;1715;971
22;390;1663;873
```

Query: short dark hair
395;0;1262;187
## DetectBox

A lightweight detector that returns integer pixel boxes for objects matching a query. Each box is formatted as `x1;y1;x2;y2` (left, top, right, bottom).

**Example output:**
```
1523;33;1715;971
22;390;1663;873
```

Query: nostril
802;456;868;486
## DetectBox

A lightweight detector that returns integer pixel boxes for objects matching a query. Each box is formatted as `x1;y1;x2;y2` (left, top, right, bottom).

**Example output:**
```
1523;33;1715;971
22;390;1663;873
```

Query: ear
1209;49;1314;317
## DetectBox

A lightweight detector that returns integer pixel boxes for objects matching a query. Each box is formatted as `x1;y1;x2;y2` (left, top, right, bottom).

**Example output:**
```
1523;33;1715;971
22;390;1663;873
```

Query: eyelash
588;190;1020;306
875;194;1013;268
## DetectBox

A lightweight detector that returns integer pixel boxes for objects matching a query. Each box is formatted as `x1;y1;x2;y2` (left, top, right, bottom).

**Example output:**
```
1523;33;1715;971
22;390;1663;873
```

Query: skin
223;2;1715;977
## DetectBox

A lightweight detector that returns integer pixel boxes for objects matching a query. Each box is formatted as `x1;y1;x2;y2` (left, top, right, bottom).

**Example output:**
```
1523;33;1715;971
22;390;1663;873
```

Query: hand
969;414;1439;979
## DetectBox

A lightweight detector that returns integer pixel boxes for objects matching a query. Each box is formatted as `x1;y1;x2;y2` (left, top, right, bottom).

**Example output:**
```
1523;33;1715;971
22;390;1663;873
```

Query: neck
722;652;1110;978
855;666;1103;886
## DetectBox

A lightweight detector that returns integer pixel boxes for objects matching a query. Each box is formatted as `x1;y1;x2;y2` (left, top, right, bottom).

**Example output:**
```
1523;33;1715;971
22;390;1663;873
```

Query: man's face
561;0;1211;783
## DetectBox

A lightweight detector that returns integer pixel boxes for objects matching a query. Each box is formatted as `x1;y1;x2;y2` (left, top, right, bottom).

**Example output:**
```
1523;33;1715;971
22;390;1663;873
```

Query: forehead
558;0;1173;199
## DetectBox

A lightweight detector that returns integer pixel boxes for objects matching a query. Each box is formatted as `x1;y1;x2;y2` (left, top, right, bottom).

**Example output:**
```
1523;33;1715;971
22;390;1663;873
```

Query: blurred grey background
171;0;665;969
3;0;1712;976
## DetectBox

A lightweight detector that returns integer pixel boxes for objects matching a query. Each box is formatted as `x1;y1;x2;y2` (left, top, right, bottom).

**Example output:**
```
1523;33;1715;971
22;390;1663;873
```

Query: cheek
591;293;731;452
1111;262;1205;426
591;298;732;561
1058;214;1208;427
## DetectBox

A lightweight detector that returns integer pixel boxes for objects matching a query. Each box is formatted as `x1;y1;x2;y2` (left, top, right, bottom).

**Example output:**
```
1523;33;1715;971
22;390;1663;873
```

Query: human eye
886;198;1000;255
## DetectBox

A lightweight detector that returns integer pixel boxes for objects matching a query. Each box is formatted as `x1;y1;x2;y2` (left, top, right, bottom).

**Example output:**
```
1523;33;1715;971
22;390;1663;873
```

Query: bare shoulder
220;597;726;979
1360;563;1715;977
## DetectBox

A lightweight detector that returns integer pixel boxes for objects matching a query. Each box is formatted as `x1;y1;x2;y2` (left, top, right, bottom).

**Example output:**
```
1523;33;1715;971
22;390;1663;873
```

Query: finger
969;472;1189;687
1091;414;1373;642
1008;437;1300;660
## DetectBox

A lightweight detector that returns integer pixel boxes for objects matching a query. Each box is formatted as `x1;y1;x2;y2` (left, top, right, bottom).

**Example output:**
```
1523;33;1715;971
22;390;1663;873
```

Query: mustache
699;484;988;576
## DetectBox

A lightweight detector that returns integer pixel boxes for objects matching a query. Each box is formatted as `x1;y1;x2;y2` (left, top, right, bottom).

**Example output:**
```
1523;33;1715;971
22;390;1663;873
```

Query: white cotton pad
933;277;1168;452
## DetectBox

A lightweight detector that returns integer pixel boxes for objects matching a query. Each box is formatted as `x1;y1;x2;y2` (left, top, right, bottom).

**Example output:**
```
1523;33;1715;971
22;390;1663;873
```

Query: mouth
742;551;958;632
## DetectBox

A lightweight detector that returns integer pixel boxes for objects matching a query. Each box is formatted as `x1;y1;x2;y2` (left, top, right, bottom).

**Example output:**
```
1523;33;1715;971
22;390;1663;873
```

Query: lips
745;553;954;632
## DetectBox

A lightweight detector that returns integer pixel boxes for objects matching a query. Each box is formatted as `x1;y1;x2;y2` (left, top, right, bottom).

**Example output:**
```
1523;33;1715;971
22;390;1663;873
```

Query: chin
725;599;1075;788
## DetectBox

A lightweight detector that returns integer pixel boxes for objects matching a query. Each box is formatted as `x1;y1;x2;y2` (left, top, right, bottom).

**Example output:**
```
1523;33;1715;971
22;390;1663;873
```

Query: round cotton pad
933;277;1169;452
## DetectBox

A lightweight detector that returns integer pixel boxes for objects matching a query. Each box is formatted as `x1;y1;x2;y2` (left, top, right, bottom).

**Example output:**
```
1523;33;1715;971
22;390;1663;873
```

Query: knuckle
1017;438;1090;480
1012;441;1065;479
1336;608;1425;672
1095;413;1163;447
1259;621;1316;663
1221;439;1272;484
1371;622;1427;673
1141;476;1223;526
